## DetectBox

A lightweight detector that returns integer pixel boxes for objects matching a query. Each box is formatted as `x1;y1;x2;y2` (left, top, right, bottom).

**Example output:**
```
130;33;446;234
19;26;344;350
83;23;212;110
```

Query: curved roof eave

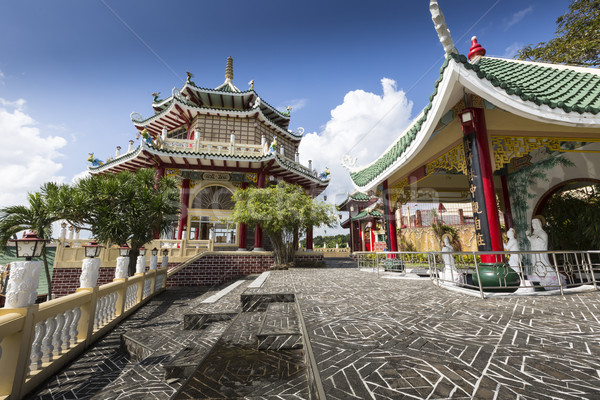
349;59;461;193
132;96;302;141
349;55;600;193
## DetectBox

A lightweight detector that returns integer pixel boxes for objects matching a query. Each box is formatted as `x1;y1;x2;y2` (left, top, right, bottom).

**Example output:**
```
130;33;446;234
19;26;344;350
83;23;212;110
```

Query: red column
254;173;265;250
306;226;313;250
349;219;355;252
154;166;166;239
460;107;503;263
177;179;190;240
369;223;375;252
473;108;503;252
359;221;364;251
238;182;247;250
382;180;398;252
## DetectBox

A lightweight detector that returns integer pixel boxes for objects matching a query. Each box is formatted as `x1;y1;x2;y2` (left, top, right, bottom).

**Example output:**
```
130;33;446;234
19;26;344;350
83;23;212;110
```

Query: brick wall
51;253;324;296
51;267;116;298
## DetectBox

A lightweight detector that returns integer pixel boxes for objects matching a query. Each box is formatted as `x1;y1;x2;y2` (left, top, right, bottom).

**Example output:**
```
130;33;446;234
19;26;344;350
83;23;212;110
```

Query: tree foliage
542;185;600;251
59;169;180;274
231;181;337;266
516;0;600;66
0;182;62;297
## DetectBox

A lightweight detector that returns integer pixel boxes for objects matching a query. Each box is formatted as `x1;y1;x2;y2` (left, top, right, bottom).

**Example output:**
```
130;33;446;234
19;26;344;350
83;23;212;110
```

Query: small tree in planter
232;181;336;267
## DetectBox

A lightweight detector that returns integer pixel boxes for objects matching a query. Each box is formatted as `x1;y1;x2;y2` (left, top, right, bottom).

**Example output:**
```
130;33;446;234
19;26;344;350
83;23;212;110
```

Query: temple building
338;192;383;252
89;57;329;251
344;0;600;257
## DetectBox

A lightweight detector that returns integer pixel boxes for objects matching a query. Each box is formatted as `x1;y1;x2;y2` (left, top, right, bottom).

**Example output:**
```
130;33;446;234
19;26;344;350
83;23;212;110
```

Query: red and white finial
468;36;486;64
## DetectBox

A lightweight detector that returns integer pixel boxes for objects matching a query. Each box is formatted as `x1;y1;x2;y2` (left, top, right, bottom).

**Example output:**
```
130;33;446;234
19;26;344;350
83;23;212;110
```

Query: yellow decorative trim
425;143;467;175
246;173;257;183
165;168;179;178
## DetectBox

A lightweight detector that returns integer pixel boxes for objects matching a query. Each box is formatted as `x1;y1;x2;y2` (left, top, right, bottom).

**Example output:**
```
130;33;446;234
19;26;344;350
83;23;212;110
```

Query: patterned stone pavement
27;261;600;399
273;268;600;400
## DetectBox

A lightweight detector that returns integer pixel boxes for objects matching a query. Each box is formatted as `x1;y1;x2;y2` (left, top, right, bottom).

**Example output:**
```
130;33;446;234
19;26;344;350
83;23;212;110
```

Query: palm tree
0;183;61;299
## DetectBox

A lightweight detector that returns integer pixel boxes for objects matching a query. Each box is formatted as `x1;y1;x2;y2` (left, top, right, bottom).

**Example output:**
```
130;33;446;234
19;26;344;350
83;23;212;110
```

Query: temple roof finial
468;36;486;64
225;56;234;81
429;0;457;56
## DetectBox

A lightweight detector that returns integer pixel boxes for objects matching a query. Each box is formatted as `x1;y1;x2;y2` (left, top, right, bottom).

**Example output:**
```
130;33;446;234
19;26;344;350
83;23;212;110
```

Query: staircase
114;273;322;399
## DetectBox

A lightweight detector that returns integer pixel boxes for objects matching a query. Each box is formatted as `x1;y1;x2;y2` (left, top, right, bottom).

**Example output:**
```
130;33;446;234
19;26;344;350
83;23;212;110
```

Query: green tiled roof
349;53;600;189
351;209;383;221
337;191;372;209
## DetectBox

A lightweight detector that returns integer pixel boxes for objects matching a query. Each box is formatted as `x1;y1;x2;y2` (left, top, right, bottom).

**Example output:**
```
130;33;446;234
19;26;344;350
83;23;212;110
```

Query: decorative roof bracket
430;0;458;55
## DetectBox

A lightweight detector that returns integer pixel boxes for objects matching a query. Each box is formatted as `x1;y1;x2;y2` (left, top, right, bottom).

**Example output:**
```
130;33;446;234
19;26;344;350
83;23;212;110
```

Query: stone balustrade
0;268;167;399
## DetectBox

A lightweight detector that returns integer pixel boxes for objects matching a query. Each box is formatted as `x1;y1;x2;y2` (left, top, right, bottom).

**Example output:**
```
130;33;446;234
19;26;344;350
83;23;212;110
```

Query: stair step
163;345;211;381
183;312;237;330
240;293;295;312
257;302;302;350
120;331;157;363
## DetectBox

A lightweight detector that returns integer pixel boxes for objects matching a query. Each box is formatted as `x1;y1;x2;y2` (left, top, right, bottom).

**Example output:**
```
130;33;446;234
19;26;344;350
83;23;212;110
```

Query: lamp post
149;247;159;270
136;247;147;274
80;240;104;288
161;248;169;269
4;232;47;308
115;244;130;279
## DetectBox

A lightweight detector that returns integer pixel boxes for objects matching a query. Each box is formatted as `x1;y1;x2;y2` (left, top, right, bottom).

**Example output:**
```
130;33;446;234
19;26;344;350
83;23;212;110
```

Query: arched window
192;186;235;210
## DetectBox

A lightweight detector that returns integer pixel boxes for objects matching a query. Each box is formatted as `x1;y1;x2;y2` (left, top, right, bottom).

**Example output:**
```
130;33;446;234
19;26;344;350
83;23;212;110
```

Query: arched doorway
533;179;600;251
188;185;236;244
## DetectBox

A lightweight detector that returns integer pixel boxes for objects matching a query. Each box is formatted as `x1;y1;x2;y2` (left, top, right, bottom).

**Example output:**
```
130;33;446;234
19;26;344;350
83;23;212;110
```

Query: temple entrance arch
187;183;237;244
532;179;600;251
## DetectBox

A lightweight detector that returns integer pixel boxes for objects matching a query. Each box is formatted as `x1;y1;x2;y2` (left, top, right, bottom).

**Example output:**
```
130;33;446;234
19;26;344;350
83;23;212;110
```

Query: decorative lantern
162;249;169;257
14;232;48;261
118;244;131;257
151;247;159;256
139;247;147;256
83;240;104;258
459;109;475;131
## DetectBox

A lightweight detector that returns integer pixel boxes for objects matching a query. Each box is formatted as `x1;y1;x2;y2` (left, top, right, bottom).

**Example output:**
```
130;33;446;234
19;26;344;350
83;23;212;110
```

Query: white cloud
0;98;67;207
502;42;524;58
71;170;90;183
298;78;413;234
278;98;308;112
506;6;534;29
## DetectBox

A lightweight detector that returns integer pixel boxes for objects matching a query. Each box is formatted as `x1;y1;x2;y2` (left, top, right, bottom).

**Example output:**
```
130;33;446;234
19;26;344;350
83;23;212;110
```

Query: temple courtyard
28;259;600;399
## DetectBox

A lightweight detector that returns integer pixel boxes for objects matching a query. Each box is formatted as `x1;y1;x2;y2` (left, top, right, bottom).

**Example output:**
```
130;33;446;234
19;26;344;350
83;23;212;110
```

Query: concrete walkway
28;264;600;399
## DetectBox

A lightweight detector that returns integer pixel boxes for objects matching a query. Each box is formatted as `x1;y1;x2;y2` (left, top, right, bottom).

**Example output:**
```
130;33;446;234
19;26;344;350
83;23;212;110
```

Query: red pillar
254;173;265;250
460;107;503;262
382;180;398;252
306;226;313;250
238;182;247;250
349;219;355;252
177;179;190;240
153;166;166;238
369;222;376;252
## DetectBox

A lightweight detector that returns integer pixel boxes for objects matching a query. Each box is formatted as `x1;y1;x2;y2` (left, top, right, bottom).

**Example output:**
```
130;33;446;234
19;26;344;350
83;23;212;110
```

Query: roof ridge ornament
430;0;458;56
468;36;486;64
225;56;233;81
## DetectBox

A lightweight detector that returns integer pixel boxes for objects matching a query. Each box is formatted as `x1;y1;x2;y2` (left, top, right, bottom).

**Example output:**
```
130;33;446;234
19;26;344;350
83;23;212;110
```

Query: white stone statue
4;261;42;308
59;223;67;240
135;255;146;274
440;235;463;285
80;258;100;288
115;257;129;279
209;227;215;242
430;0;458;55
526;217;566;290
504;228;521;272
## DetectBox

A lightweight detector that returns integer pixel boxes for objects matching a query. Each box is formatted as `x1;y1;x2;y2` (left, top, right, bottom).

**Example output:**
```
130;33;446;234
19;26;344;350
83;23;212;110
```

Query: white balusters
61;311;74;350
70;307;81;346
143;278;152;299
125;284;137;310
29;322;46;373
155;274;164;291
53;313;65;355
41;317;57;363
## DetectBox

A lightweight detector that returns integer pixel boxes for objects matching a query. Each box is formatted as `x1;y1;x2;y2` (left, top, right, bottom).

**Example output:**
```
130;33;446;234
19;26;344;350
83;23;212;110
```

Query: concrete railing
0;268;167;399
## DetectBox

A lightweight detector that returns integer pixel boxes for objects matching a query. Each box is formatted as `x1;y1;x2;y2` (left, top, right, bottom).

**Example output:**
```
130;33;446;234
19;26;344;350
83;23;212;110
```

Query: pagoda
90;57;329;251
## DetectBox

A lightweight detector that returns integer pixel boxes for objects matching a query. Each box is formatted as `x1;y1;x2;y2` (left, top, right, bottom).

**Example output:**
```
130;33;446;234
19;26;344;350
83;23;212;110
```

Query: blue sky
0;0;571;218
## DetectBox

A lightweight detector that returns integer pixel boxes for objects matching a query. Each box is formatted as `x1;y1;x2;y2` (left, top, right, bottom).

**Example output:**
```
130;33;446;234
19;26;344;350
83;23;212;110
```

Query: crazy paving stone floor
28;258;600;399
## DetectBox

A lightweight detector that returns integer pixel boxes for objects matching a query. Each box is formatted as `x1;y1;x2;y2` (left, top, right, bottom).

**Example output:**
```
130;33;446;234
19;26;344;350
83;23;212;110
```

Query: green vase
472;263;520;292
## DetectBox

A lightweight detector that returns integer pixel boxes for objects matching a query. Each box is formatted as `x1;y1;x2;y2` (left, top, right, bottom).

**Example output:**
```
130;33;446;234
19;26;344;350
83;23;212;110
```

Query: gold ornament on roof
225;57;234;81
